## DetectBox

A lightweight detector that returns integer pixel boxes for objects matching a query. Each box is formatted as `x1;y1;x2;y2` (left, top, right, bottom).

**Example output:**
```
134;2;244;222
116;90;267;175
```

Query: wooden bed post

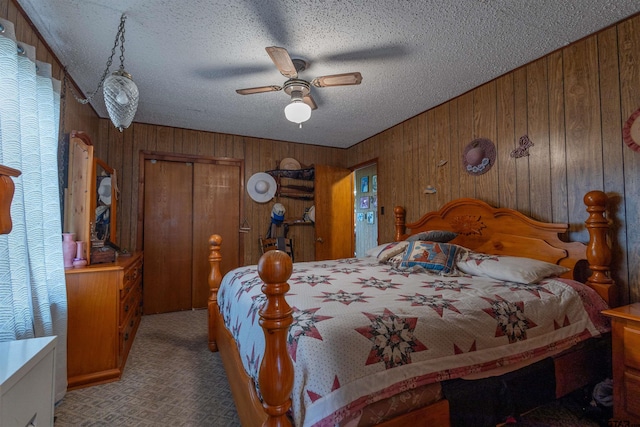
394;206;406;241
208;234;223;352
257;250;294;427
583;191;617;307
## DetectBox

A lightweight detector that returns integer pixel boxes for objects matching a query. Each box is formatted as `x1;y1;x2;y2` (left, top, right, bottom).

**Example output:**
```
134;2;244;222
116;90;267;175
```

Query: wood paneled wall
347;16;640;305
5;0;638;303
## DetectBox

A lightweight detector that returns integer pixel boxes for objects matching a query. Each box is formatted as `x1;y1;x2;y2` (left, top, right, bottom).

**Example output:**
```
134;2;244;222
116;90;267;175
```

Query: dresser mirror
64;131;118;265
91;157;117;246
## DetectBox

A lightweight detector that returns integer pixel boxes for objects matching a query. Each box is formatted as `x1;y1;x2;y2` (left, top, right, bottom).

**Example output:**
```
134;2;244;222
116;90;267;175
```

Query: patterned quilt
217;256;610;427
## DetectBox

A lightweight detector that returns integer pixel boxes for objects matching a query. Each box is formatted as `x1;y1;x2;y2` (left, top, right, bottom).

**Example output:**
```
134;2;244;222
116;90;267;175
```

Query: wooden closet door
143;160;193;314
191;163;241;308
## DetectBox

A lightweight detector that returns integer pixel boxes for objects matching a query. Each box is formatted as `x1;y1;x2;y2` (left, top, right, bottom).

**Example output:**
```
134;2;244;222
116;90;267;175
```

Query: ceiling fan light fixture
284;99;311;125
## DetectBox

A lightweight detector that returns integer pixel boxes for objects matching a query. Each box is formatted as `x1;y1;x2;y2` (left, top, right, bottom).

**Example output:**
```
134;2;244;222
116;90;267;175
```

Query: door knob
316;237;324;243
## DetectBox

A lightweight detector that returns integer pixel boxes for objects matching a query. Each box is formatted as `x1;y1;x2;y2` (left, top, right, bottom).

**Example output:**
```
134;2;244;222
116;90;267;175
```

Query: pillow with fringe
398;241;463;274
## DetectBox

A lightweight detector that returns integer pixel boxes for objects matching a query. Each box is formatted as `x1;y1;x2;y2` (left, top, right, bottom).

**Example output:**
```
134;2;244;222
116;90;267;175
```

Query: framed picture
366;211;375;224
372;175;377;192
361;176;369;193
360;196;369;209
356;212;365;222
370;195;377;208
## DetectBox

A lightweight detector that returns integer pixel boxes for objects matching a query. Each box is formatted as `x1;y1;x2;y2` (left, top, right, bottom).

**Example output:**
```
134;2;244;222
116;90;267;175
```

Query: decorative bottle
62;233;76;269
73;240;88;268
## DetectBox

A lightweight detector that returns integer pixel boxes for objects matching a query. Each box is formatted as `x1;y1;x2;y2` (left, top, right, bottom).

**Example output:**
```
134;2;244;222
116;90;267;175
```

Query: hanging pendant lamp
66;14;139;132
104;69;139;131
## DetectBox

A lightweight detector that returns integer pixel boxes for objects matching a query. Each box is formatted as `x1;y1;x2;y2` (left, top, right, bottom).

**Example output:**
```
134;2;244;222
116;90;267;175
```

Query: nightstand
0;336;57;427
602;303;640;423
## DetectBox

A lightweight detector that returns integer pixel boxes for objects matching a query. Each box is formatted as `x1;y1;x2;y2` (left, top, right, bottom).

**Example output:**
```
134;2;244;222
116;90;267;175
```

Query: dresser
602;303;640;423
0;336;57;427
65;252;143;389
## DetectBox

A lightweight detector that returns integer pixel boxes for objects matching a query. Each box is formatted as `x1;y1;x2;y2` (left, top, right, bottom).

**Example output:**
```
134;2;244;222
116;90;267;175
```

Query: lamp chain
65;14;128;105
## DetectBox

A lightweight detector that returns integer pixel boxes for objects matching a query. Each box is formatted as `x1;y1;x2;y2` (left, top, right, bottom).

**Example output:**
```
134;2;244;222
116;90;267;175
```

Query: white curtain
0;18;67;402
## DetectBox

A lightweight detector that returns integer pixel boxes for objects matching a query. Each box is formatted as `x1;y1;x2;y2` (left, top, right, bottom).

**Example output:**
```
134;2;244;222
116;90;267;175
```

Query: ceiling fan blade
303;94;317;110
311;72;363;88
265;46;297;78
236;85;282;95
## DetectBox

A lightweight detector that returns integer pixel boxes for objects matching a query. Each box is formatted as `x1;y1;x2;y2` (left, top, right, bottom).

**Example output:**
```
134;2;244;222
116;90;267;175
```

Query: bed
207;191;616;427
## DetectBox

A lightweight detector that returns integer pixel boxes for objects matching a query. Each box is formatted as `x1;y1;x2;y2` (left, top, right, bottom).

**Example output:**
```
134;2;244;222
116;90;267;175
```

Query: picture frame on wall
372;175;377;192
360;196;369;209
356;212;365;222
366;211;375;224
370;195;377;208
361;176;369;193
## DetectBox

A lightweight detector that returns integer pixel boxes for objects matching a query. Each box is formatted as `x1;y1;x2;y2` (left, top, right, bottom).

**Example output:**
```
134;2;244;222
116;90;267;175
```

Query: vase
73;240;87;268
62;233;76;268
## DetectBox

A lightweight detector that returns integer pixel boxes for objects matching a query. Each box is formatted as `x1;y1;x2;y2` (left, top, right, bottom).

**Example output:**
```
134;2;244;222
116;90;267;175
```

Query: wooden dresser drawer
119;305;140;365
121;256;143;296
624;326;640;371
625;370;640;419
120;284;140;325
603;303;640;424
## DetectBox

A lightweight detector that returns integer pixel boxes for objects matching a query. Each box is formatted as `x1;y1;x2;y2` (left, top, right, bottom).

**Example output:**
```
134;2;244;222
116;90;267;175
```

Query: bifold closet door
191;162;240;309
143;160;194;314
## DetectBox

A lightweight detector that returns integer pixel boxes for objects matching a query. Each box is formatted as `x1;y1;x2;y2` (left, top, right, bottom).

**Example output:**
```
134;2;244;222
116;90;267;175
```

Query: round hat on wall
623;107;640;152
247;172;277;203
462;138;496;175
279;157;301;170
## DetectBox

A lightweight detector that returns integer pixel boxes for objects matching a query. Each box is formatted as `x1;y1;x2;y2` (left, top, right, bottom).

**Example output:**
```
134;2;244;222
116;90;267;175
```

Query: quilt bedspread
217;256;610;427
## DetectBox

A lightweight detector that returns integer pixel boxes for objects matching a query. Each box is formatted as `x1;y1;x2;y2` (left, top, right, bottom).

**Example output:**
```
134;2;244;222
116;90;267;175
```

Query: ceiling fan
236;46;363;125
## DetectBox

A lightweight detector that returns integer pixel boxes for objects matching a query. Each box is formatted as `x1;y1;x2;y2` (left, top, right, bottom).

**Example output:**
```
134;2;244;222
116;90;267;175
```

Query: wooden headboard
394;191;616;307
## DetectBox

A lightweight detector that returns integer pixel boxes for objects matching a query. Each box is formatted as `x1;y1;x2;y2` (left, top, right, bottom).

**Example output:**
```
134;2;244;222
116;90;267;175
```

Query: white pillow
456;250;569;284
365;241;409;261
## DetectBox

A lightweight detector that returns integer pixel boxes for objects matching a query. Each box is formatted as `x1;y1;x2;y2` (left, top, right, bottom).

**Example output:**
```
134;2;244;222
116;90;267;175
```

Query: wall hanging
623;107;640;152
462;138;496;175
511;135;534;158
247;172;277;203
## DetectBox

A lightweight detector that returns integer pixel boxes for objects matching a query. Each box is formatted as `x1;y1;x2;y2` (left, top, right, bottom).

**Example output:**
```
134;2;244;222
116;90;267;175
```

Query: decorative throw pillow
456;250;570;283
365;242;396;257
365;241;410;260
398;241;462;274
406;230;458;243
375;241;410;262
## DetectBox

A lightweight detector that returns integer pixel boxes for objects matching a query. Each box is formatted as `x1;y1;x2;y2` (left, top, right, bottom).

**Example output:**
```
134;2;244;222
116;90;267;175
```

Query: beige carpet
54;309;241;426
54;309;606;427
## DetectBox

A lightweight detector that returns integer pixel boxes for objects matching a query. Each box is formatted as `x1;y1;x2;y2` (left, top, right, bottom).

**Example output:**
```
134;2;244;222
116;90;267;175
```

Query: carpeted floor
54;309;608;427
54;309;241;426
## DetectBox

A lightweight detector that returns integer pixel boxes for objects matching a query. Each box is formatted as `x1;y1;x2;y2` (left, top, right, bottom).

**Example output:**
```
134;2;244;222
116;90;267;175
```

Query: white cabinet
0;336;57;427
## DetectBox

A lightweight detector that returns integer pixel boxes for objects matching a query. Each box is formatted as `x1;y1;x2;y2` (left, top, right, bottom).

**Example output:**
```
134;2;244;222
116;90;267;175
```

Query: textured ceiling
15;0;640;148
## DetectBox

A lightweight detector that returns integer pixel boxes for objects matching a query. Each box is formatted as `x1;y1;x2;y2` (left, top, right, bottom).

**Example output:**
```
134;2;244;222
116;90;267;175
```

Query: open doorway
353;161;377;257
